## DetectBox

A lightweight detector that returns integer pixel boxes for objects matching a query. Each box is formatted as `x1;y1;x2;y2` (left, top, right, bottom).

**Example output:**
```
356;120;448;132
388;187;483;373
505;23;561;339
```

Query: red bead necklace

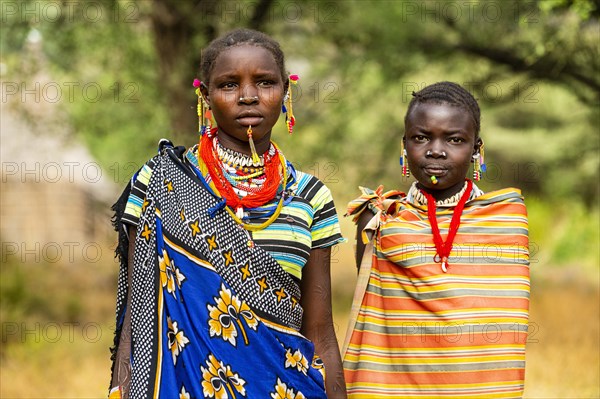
422;179;473;273
200;131;282;215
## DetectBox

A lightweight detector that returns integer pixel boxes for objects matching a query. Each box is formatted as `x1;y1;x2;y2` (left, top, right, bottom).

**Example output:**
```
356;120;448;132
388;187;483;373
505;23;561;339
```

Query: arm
354;210;374;272
300;247;347;399
111;226;135;398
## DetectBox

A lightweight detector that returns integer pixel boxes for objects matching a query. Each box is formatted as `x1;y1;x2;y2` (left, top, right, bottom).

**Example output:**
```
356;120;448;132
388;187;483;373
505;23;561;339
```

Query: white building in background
0;29;118;265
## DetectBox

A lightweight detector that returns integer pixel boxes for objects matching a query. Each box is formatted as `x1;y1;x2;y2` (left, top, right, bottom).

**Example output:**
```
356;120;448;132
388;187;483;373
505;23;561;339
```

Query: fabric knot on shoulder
345;185;405;223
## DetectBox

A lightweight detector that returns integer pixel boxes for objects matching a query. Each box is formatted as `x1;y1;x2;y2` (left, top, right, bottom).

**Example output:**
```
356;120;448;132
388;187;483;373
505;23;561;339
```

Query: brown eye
220;82;237;90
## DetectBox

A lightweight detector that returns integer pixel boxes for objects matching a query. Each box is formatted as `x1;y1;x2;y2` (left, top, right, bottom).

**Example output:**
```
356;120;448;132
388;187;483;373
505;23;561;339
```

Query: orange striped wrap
343;188;530;398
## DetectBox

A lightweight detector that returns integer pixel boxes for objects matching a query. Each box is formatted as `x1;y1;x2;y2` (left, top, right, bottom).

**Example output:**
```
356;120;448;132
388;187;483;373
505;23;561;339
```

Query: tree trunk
150;0;218;145
149;0;275;145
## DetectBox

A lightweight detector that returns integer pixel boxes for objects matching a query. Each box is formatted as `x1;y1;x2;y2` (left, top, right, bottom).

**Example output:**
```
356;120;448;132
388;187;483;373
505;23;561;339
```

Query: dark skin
114;45;347;398
355;102;482;269
200;45;287;157
300;247;347;398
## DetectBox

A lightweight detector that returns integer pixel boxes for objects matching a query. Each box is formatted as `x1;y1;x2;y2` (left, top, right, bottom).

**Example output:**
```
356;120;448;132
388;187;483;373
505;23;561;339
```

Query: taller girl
110;29;346;398
344;82;530;398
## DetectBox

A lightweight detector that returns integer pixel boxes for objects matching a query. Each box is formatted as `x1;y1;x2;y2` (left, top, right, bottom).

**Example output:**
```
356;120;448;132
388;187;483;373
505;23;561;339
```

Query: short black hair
200;28;287;84
405;81;481;135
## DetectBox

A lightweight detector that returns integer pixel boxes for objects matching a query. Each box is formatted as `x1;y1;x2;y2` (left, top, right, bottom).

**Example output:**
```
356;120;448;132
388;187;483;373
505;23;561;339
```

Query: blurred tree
1;0;597;204
1;0;285;171
300;0;599;203
314;0;599;104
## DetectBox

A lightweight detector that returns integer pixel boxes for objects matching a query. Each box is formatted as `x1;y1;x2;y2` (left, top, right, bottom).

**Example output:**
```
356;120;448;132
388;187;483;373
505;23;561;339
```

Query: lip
236;110;264;127
236;116;264;126
423;165;448;176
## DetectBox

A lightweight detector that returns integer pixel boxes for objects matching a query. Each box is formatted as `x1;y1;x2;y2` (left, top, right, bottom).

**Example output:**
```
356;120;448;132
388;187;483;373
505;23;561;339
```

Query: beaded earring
400;140;410;177
473;141;486;181
282;74;299;134
193;78;212;136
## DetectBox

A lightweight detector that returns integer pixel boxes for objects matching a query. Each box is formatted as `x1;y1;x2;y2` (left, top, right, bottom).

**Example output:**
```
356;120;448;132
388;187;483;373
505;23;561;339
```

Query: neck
217;128;272;156
417;179;467;202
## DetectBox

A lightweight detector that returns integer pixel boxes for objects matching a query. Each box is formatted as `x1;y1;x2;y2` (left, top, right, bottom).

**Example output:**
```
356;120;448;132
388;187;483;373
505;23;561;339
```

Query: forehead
210;44;281;79
407;102;476;133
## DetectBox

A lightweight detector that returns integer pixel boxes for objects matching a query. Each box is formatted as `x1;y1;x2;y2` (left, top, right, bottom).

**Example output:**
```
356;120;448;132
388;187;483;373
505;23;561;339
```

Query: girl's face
404;102;481;200
203;44;285;152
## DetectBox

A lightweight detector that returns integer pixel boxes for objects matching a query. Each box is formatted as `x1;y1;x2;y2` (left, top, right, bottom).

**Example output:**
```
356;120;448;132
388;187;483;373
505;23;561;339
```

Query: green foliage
1;0;598;269
3;0;597;203
539;0;598;19
294;0;599;205
526;197;600;272
0;262;82;325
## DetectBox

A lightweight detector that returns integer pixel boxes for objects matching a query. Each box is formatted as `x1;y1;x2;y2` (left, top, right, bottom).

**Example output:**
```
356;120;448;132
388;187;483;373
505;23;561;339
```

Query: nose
239;95;259;105
426;142;447;158
239;85;259;104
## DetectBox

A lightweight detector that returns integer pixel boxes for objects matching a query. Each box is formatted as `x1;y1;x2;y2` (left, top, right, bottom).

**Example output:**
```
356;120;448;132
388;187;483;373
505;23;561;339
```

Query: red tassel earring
400;141;410;177
193;78;213;153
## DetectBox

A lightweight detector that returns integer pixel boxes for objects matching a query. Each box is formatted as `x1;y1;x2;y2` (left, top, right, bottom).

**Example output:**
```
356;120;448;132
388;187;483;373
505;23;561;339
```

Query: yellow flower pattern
167;317;190;365
201;354;247;399
284;348;309;375
207;284;259;346
270;378;306;399
159;249;186;299
179;386;190;399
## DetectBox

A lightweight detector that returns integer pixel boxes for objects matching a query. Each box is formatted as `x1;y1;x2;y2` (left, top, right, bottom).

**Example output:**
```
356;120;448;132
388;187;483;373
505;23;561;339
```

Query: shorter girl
343;82;530;398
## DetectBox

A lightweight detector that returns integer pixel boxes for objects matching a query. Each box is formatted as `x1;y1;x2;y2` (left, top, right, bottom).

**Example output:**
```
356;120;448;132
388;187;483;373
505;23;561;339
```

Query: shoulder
470;187;525;206
133;140;189;182
465;187;528;222
346;185;406;223
291;170;334;206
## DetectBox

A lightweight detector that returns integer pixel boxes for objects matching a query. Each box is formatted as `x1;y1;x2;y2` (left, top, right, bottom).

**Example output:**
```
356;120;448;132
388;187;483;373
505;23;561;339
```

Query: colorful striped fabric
343;188;530;398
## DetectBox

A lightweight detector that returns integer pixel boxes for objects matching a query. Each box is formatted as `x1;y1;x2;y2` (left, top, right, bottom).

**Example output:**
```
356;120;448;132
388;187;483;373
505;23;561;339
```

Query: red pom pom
193;78;201;87
289;74;299;82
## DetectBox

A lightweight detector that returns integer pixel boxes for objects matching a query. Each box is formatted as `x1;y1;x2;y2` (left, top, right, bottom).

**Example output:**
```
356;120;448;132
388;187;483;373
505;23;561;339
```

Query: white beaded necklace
408;181;482;207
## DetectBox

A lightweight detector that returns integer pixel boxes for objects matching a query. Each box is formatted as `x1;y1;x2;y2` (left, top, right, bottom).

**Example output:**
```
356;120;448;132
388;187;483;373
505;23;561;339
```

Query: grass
1;323;114;397
524;273;600;398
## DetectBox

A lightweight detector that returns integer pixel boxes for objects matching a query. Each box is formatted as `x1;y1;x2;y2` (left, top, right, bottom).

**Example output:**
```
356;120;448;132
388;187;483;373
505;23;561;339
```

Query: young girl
109;29;347;398
343;82;530;398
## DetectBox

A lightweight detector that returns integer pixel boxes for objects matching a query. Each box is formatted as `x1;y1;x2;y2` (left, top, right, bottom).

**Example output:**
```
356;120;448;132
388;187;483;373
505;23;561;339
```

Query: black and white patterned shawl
110;141;304;398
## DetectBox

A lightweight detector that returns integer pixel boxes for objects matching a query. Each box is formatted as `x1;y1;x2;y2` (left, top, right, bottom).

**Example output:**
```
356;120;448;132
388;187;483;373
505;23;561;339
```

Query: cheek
264;95;285;116
210;91;238;107
404;146;422;163
264;89;284;106
455;153;474;171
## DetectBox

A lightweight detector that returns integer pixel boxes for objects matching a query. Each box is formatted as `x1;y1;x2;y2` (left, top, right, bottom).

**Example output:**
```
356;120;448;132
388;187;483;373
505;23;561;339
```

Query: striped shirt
344;187;530;398
123;152;344;280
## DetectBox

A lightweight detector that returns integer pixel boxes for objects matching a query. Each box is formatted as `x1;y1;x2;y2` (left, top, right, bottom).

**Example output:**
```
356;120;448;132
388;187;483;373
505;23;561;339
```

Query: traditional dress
110;140;343;398
343;182;530;398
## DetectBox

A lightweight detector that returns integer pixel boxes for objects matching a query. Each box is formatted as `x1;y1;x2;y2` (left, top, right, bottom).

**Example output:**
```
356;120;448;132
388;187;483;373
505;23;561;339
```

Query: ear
472;137;483;160
200;82;210;105
283;78;290;99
